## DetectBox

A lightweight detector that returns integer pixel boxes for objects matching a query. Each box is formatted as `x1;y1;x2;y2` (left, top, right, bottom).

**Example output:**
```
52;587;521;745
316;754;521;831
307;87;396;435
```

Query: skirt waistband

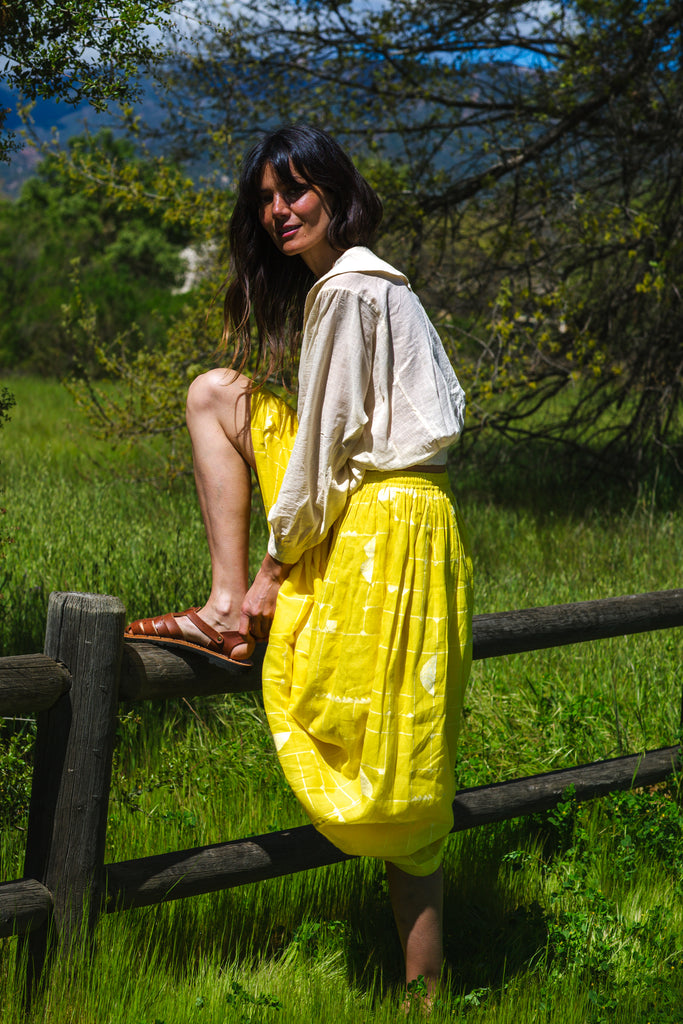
361;467;451;489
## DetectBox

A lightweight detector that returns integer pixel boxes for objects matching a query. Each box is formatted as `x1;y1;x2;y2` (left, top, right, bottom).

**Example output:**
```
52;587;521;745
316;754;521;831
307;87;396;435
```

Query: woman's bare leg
385;862;444;1003
174;368;256;660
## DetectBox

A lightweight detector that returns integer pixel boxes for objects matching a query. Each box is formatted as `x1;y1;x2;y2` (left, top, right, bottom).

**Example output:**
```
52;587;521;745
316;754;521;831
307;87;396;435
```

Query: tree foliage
137;0;682;470
30;0;683;479
0;0;177;160
0;131;193;373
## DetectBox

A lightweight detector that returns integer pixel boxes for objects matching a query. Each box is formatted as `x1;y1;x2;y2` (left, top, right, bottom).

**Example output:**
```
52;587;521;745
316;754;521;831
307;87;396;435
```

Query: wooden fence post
19;592;125;994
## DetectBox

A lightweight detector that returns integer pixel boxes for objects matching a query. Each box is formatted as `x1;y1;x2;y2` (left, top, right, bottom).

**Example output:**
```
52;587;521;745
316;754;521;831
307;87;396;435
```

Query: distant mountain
0;77;165;197
0;59;510;198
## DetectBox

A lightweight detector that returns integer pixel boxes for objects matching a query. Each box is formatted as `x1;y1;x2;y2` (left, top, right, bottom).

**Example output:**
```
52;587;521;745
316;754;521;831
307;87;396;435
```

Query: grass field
0;375;682;1022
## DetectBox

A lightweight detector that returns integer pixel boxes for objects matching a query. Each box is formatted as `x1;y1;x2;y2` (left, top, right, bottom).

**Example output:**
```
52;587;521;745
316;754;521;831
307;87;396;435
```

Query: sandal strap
184;607;226;648
127;613;183;639
221;632;251;657
152;613;184;639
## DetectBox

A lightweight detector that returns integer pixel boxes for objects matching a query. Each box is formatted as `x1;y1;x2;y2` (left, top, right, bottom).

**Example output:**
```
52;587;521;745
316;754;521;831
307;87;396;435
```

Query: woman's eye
258;185;308;208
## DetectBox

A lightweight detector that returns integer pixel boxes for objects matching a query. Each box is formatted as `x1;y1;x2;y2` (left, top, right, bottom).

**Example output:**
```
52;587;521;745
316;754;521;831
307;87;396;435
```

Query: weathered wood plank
0;879;51;939
451;745;680;828
472;588;683;660
118;590;683;700
104;745;679;911
20;592;125;984
0;655;71;715
105;824;350;911
118;641;265;701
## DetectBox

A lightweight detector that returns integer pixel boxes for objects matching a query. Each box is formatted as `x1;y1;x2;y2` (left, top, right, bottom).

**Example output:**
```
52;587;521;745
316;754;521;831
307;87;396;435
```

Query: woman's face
258;161;339;278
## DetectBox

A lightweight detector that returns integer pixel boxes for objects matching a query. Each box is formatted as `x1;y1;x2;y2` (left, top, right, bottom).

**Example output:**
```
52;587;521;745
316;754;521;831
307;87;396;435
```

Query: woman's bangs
268;147;301;184
262;140;318;191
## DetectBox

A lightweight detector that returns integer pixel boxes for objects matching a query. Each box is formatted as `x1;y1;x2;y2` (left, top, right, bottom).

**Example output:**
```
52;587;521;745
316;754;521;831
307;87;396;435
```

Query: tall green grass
1;375;682;1022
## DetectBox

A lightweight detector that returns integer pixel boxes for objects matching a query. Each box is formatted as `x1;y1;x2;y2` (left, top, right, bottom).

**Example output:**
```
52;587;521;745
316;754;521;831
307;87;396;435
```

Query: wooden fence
1;588;682;996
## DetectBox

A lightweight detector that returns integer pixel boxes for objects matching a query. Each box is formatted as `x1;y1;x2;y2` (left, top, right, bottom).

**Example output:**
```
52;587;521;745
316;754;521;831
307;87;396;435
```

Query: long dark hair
223;124;383;380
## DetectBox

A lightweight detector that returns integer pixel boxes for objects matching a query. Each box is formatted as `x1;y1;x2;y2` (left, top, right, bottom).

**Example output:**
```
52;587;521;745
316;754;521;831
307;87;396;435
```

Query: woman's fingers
242;609;272;640
241;569;280;638
238;609;253;638
241;554;292;639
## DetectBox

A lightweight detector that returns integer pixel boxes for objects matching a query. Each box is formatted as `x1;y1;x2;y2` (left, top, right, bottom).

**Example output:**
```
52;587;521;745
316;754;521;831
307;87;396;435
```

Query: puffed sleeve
266;285;377;564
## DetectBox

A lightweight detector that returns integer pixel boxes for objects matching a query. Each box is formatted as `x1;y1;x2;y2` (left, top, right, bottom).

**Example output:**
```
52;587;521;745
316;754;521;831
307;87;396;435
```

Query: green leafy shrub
0;724;34;827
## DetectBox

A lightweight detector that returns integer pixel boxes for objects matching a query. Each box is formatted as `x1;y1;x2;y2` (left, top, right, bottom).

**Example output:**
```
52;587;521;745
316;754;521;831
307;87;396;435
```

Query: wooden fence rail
0;655;71;715
1;588;682;995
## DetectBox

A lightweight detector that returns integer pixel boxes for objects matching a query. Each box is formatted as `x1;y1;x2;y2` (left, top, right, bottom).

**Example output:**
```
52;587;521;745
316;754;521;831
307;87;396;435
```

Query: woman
126;124;473;999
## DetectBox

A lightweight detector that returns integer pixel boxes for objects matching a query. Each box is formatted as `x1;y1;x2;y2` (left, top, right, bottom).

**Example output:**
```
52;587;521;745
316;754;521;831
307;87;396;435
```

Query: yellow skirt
251;389;473;875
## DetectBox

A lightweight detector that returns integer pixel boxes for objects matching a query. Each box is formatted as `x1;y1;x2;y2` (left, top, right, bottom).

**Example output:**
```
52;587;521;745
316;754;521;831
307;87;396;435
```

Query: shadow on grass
129;824;551;1005
318;825;550;1001
451;436;683;520
441;824;549;996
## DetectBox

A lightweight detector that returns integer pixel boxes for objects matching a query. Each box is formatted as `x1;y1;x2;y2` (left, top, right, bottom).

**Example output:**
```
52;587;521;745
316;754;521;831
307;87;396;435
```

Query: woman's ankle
198;594;246;631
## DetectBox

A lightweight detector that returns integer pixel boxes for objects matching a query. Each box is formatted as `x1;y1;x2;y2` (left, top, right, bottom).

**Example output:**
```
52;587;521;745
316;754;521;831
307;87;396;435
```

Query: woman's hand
239;553;291;641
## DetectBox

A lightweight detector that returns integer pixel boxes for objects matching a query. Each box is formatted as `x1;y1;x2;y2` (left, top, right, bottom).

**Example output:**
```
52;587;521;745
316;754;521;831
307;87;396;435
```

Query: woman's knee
186;369;249;422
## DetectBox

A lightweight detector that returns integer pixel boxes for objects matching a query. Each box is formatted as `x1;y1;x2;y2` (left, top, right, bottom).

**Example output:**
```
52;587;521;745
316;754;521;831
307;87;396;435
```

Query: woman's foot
173;603;253;661
125;605;254;666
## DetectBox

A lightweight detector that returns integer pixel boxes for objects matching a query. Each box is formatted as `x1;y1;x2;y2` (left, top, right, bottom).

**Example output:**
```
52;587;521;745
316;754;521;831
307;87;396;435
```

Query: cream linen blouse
266;246;466;564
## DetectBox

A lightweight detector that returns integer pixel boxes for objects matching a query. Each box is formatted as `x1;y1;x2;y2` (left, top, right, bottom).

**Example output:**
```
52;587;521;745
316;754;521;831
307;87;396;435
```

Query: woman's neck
301;245;346;279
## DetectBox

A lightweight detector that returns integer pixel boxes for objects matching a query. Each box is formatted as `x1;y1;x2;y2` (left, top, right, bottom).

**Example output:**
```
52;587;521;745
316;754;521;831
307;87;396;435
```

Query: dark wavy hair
223;124;383;380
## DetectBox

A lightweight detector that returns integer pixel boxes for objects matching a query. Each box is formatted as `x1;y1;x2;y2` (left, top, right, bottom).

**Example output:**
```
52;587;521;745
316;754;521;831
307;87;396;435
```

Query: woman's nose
272;192;288;217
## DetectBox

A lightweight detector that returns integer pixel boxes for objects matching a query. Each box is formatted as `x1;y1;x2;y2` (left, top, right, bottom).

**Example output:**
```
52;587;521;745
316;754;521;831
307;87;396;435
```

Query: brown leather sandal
124;607;254;669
